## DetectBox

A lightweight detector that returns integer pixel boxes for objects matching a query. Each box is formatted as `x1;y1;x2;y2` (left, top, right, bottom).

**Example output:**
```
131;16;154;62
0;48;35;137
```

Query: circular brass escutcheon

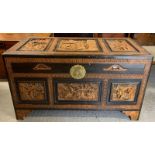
70;65;86;79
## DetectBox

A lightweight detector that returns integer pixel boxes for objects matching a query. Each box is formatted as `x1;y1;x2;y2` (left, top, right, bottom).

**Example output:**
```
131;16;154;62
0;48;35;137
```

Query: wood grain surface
3;37;153;120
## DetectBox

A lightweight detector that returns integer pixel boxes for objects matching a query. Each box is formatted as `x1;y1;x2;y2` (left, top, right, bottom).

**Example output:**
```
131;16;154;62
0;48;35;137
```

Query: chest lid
3;37;152;59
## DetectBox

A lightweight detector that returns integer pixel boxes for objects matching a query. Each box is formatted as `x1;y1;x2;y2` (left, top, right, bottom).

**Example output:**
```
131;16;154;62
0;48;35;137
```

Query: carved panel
56;39;100;52
110;83;138;101
107;79;141;105
15;79;49;104
58;83;99;101
18;38;51;51
18;82;45;101
53;79;102;104
106;39;137;52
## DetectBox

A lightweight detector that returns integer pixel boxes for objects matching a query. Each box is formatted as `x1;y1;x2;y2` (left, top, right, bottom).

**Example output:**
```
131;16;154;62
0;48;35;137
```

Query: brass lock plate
70;65;86;79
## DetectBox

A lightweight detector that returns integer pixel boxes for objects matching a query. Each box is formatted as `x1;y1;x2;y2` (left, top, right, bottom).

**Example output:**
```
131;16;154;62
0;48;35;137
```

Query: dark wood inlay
12;63;144;74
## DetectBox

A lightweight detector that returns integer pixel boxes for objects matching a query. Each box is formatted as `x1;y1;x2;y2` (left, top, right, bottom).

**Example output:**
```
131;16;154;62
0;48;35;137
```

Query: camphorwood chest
3;37;153;120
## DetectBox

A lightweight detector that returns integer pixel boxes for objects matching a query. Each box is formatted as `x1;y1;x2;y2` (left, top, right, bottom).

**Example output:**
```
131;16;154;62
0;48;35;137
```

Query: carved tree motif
18;81;46;101
19;38;50;51
106;40;136;52
110;83;137;101
56;39;99;52
58;83;99;101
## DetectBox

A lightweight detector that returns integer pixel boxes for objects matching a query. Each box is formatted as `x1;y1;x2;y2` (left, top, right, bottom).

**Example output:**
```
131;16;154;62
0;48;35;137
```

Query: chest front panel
5;56;151;111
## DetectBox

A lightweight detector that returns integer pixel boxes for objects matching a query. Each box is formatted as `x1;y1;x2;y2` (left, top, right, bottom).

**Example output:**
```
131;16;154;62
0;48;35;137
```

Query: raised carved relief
33;64;52;71
110;83;138;101
19;38;50;51
56;39;100;52
103;64;127;71
18;81;46;101
106;39;137;52
57;83;99;101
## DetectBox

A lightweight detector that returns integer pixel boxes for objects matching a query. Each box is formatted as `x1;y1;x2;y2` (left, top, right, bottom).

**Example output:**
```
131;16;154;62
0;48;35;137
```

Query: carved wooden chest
3;37;153;120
